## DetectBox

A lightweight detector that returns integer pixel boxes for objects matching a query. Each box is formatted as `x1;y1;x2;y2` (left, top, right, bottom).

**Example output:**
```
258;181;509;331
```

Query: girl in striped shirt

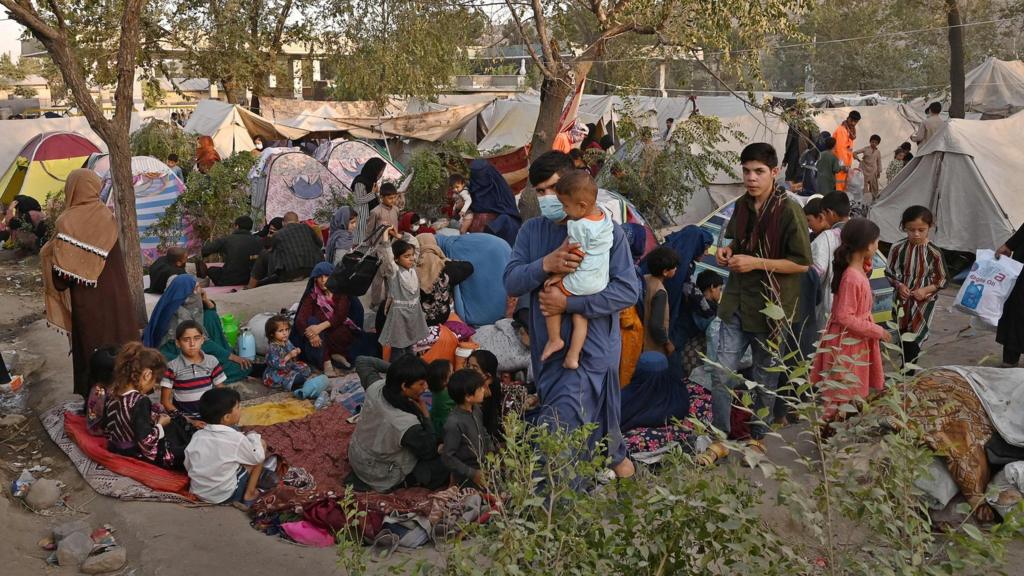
884;206;948;369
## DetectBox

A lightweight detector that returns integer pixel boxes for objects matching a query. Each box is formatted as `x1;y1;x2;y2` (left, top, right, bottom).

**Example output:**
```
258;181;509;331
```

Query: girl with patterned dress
884;206;948;368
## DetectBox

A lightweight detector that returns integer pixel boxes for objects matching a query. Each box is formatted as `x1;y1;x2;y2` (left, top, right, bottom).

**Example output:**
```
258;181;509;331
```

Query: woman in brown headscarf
195;135;221;174
415;233;473;327
41;169;140;397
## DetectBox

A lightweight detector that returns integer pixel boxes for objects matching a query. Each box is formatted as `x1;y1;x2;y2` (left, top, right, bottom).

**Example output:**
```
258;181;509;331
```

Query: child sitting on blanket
185;388;277;507
161;320;227;424
105;343;191;470
441;369;494;489
85;346;119;437
263;314;313;391
540;171;614;369
428;359;454;436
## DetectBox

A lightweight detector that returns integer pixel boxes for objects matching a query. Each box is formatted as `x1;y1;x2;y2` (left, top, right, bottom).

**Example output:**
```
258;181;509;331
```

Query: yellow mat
239;397;315;427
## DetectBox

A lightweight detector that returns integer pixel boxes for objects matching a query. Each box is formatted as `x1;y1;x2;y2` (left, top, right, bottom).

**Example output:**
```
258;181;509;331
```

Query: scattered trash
56;531;93;566
38;535;56;551
91;527;116;547
11;469;35;498
80;546;127;574
24;478;62;509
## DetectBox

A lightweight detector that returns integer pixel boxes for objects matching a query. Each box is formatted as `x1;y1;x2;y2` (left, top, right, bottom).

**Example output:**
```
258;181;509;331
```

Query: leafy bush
129;120;196;178
149;153;256;251
404;140;479;220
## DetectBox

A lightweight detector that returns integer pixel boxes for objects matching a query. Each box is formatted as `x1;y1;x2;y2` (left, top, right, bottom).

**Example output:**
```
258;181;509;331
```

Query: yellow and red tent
0;131;100;204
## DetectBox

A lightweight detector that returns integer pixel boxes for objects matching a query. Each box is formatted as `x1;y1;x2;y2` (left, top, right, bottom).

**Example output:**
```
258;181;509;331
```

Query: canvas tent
693;193;894;322
0;131;101;203
89;154;187;264
872;112;1024;253
251;151;349;222
965;57;1024;119
184;100;308;158
277;103;345;135
316;139;404;188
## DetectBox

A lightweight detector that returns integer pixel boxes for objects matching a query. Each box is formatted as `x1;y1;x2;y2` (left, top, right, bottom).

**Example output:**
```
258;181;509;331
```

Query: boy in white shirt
185;388;276;507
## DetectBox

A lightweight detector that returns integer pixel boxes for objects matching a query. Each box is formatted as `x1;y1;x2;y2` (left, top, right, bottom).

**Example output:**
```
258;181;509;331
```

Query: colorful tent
315;139;405;188
693;193;894;323
250;151;349;223
597;188;658;258
0;131;101;203
90;154;187;264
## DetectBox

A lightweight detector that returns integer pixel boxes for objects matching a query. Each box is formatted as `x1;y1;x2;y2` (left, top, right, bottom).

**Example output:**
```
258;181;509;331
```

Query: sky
1;20;24;61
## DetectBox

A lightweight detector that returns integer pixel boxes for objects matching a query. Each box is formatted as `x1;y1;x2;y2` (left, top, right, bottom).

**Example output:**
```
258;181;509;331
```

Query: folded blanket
947;366;1024;447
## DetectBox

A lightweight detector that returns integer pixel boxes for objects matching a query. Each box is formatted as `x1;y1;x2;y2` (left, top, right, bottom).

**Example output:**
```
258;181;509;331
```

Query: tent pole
379;118;392;160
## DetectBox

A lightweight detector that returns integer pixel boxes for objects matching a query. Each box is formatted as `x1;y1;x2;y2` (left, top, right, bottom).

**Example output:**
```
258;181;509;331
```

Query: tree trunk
106;137;147;326
946;0;965;118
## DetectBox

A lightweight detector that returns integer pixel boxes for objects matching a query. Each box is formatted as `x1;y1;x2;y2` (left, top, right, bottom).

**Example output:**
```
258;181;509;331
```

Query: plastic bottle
238;328;256;360
961;282;984;309
221;314;239;349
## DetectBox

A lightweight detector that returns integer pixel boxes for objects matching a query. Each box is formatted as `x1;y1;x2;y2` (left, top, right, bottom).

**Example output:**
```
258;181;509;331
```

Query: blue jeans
711;314;780;440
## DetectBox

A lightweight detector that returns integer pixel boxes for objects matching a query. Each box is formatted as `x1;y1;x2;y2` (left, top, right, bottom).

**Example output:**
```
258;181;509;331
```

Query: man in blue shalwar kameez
504;152;641;478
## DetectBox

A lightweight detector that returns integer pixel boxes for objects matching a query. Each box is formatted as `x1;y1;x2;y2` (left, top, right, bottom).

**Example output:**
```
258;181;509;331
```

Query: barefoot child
441;369;494;489
541;171;614;369
105;343;188;469
378;239;429;360
185;388;276;506
884;206;947;368
812;218;892;421
161;320;227;423
263;314;312;391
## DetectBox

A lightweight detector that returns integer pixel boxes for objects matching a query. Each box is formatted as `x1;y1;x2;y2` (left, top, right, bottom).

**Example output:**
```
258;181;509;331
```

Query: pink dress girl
811;263;886;419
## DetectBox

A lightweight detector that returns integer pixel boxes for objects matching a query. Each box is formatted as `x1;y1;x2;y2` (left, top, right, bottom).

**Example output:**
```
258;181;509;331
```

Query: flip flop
370;531;400;561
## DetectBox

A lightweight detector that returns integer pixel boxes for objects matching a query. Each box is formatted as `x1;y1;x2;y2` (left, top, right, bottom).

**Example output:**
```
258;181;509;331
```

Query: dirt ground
0;252;1019;575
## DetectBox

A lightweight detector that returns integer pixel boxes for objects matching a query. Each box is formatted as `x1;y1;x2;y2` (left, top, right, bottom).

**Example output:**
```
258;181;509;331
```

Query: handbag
327;224;388;296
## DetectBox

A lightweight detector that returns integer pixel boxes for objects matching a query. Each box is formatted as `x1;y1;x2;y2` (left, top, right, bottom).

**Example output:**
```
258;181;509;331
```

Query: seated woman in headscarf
143;275;252;383
195;135;221;174
416;233;473;327
352;158;387;243
291;261;362;371
436;232;511;328
348;355;448;492
462;159;521;247
620;352;692;432
326;206;357;265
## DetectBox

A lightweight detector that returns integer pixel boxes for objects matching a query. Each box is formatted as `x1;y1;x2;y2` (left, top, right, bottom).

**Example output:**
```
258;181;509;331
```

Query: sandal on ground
696;441;730;467
746;438;767;456
370;531;400;561
232;497;256;512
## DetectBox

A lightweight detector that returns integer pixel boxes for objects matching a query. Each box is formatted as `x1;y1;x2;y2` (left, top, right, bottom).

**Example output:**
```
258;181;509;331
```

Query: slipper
330;354;352;369
746;438;767;456
370;531;400;561
232;497;256;512
696;441;730;467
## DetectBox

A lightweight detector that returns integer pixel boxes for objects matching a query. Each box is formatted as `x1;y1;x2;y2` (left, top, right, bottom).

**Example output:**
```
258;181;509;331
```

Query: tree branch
503;0;553;78
530;0;557;65
43;0;66;32
1;0;58;40
270;0;294;49
111;0;146;127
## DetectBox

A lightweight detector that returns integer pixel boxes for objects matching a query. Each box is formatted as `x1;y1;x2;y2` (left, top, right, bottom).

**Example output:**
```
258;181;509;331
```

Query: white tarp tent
965;57;1024;119
872;112;1024;252
184;100;308;157
277;103;344;133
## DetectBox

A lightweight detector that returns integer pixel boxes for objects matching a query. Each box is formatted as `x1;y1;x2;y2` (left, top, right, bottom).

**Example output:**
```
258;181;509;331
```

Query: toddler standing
540;171;614;369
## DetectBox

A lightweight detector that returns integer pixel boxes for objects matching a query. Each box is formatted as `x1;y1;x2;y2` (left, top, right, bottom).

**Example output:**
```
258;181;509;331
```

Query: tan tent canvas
965;57;1024;119
184;100;308;157
872;112;1024;252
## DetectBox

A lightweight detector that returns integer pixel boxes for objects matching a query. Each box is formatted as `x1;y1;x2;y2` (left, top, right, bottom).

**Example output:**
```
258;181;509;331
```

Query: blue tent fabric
620;352;691;431
436;232;511;327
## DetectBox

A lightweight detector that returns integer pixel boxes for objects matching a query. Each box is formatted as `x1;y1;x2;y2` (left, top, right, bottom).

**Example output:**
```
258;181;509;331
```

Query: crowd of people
17;103;1021;522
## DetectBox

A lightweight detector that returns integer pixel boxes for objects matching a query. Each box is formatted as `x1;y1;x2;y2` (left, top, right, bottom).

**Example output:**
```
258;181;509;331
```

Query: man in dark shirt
146;246;188;294
196;216;262;286
248;211;323;287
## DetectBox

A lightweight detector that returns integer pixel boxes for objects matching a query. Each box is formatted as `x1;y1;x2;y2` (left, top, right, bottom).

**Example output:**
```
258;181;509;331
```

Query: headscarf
816;131;832;151
468;159;520;219
325;206;355;259
352;158;386;204
415;233;447;292
306;261;336;319
41;169;119;333
257;217;285;237
143;274;197;347
195;136;221;173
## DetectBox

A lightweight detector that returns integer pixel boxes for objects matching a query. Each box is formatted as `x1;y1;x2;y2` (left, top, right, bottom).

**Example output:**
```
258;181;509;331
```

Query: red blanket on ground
249;404;434;516
64;412;194;499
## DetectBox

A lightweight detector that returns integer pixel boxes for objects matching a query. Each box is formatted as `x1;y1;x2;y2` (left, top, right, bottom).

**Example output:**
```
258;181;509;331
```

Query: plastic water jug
221;314;239;349
238;328;257;360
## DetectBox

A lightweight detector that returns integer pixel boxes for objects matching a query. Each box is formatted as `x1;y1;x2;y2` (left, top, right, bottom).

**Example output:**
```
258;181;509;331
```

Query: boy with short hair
854;135;883;202
680;270;724;375
810;192;851;326
146;246;188;294
441;369;494;488
167;153;183;181
815;137;844;196
803;198;828;239
161;320;226;422
367;183;402;240
641;245;680;356
185;388;275;506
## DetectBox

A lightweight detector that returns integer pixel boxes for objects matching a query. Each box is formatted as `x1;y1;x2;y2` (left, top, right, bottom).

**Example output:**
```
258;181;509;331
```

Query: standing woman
352;158;387;243
195;136;221;174
41;169;140;398
996;229;1024;366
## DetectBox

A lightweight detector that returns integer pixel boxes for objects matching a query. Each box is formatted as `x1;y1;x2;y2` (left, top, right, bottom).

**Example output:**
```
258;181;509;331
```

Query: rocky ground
0;252;1019;575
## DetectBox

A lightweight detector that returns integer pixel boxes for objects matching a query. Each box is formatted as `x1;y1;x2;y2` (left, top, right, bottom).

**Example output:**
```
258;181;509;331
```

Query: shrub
404;140;479;220
129;120;196;179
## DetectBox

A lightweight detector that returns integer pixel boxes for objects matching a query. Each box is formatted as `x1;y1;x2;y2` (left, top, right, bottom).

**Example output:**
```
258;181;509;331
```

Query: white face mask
255;142;264;150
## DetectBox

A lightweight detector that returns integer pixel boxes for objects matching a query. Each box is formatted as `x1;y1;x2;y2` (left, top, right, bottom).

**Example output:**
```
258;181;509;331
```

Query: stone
0;413;27;427
80;546;127;574
56;531;93;566
52;519;91;542
40;456;55;467
24;478;61;510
